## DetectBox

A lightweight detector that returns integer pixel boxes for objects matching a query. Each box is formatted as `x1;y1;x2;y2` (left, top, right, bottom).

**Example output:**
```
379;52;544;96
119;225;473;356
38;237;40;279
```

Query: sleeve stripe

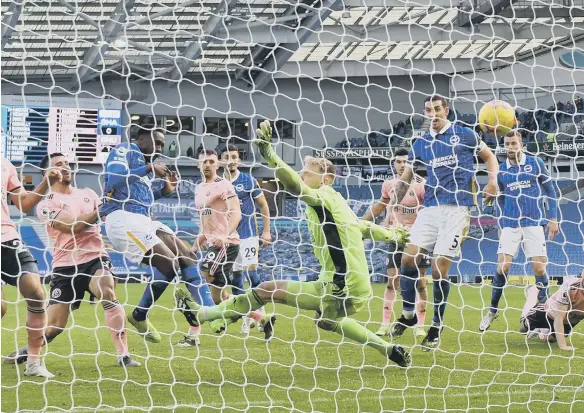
477;141;487;152
252;193;263;199
541;177;552;184
48;210;62;227
107;161;128;168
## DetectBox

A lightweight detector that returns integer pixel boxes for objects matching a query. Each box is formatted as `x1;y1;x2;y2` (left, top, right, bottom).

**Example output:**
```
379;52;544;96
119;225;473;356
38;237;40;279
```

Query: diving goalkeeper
174;121;411;367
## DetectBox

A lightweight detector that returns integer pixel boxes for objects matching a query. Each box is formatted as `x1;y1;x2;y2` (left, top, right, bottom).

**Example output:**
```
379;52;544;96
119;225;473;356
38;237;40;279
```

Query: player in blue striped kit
220;145;272;333
391;95;500;350
101;129;214;344
479;130;559;332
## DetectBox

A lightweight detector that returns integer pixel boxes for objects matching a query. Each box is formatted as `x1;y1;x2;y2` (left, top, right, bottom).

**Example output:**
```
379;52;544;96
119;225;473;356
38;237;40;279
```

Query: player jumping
220;144;272;333
174;121;412;367
5;153;140;368
362;148;429;338
101;129;214;344
1;156;59;377
519;270;583;351
479;130;559;331
391;95;499;350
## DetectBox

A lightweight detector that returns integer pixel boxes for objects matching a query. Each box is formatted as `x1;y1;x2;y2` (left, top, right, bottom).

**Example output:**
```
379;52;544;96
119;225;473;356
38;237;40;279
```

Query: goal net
1;0;583;412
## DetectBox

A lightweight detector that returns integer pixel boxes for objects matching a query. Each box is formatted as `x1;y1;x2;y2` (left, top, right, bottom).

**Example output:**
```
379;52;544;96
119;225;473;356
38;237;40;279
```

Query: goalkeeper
175;121;411;367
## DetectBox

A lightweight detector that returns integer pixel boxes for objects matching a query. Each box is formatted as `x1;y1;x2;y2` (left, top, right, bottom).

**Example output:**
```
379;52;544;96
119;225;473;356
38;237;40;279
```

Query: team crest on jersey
84;198;90;203
450;135;460;145
524;165;533;173
116;146;128;156
236;184;244;192
51;288;62;299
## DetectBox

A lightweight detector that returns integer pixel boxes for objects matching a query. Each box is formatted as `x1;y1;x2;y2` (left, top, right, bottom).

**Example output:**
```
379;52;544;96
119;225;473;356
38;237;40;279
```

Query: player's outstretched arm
358;220;409;248
255;120;321;206
477;145;499;203
38;203;99;234
551;304;575;351
10;169;61;213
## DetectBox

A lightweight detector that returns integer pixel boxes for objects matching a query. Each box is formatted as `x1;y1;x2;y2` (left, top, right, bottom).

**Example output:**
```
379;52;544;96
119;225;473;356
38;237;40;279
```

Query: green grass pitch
1;282;583;413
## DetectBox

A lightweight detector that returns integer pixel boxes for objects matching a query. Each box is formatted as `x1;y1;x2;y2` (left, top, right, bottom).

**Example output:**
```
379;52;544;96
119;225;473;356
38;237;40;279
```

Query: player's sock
415;289;427;326
535;274;549;304
188;326;201;337
134;268;170;322
333;318;393;356
103;300;128;356
381;288;396;325
490;271;507;313
432;279;451;325
400;267;418;318
230;271;245;296
182;264;214;306
26;306;46;362
198;290;265;322
247;269;261;288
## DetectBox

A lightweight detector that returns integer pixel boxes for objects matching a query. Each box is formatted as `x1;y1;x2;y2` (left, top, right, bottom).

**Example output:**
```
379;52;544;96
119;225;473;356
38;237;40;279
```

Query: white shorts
104;210;174;264
497;226;547;259
409;205;470;258
233;237;259;272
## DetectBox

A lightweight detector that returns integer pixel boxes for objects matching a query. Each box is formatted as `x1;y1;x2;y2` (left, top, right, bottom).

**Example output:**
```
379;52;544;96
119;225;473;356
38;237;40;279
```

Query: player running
362;148;429;338
5;153;140;368
1;156;59;377
174;121;412;367
479;130;559;331
391;95;499;350
220;144;272;333
519;270;583;351
101;129;214;344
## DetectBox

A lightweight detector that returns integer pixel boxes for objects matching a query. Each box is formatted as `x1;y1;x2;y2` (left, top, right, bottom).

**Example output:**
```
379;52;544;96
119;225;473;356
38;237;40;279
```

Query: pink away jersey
381;175;425;228
545;277;584;326
194;177;240;245
37;187;107;268
1;157;22;243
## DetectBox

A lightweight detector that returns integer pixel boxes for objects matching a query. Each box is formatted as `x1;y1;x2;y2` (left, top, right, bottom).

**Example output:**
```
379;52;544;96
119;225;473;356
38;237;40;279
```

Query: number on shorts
245;247;257;259
450;235;461;250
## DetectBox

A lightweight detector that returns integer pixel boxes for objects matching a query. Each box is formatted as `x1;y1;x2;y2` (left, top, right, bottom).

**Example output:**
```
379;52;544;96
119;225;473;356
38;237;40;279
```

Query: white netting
1;0;584;412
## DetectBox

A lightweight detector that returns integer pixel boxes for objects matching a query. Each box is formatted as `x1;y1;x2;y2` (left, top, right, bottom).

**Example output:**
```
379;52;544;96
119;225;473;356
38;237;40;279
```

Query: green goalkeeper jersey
303;185;370;293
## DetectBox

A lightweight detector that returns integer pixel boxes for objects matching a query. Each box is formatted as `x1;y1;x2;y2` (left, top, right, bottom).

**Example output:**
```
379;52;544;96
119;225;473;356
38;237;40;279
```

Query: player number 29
245;247;257;258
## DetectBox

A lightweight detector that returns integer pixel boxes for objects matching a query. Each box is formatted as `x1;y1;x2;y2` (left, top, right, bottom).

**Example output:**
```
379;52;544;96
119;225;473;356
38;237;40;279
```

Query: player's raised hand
255;120;277;165
165;170;179;192
46;168;62;185
546;219;559;241
150;162;170;178
482;182;497;204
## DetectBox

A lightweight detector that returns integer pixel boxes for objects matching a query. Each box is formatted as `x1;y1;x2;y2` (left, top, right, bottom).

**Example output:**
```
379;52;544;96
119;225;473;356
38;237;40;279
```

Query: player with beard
5;153;140;368
220;144;272;334
101;129;214;344
479;130;559;331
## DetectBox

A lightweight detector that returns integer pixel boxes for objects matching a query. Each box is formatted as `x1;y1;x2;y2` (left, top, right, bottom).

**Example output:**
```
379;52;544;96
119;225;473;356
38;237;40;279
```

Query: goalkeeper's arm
255;121;322;207
358;220;409;248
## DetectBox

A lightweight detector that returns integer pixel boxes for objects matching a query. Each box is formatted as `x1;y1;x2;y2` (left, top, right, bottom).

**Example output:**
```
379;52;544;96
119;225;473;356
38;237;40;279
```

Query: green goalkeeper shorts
285;280;372;321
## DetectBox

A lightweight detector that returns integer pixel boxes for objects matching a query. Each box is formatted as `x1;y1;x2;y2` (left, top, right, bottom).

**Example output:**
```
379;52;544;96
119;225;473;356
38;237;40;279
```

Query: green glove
255;120;278;168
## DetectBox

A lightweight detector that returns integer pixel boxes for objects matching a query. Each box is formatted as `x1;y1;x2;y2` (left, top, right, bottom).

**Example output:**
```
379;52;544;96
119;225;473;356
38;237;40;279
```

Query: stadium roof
1;0;583;88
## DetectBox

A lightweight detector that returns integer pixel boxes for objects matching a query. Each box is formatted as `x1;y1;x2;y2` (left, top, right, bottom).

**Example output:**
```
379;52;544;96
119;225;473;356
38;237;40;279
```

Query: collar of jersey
505;153;526;169
225;170;240;183
429;120;452;138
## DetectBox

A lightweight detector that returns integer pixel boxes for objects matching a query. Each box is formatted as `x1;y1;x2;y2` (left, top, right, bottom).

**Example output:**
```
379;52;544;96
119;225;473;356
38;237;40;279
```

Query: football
478;100;517;136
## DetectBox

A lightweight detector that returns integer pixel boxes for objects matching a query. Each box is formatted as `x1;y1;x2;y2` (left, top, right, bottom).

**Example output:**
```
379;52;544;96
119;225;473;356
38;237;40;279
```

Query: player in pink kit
1;156;59;377
362;148;429;338
192;149;242;304
520;269;584;351
6;153;140;368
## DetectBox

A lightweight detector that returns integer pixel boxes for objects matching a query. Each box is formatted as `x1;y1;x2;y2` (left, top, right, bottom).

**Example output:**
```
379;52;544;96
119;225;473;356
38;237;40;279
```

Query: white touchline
26;386;583;413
